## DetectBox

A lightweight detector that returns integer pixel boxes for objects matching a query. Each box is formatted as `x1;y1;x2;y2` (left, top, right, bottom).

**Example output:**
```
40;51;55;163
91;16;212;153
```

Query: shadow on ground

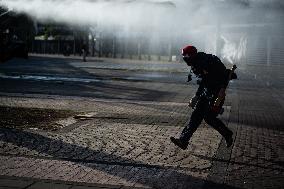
0;128;240;189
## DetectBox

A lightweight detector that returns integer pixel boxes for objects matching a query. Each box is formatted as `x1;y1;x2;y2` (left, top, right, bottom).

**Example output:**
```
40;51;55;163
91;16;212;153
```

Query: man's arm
213;65;237;110
188;80;204;108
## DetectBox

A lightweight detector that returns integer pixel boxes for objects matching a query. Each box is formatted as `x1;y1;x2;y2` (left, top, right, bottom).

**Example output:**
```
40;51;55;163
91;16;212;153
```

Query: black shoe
225;131;233;148
170;137;189;150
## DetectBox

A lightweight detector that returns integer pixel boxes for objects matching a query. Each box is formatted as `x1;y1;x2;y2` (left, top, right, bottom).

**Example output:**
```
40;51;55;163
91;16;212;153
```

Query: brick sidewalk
0;175;125;189
0;95;232;189
206;87;284;189
0;56;283;188
0;86;283;189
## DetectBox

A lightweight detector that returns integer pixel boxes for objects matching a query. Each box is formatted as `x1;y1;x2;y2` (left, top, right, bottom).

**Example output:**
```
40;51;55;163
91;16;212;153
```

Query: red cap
182;45;197;57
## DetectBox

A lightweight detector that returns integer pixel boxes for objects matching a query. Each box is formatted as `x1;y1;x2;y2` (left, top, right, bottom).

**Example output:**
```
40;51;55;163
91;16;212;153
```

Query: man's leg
171;99;205;150
204;114;233;147
179;108;204;142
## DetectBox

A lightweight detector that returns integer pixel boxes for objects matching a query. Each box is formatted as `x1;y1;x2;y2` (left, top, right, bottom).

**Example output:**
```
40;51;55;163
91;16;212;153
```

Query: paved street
0;55;283;189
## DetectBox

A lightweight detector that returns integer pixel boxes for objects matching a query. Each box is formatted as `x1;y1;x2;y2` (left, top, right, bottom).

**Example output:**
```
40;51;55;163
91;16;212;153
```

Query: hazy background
1;0;284;67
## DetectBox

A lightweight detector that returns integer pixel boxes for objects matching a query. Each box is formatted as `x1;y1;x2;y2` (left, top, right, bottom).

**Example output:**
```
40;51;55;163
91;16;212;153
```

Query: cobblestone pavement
222;88;284;189
0;95;232;189
0;56;283;188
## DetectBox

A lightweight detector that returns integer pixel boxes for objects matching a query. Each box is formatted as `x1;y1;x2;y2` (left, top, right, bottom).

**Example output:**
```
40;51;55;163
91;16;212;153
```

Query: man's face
183;53;197;66
183;56;192;66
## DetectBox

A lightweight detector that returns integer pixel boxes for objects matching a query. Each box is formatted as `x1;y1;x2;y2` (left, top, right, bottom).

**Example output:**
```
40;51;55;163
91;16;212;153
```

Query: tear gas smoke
1;0;284;64
221;36;247;64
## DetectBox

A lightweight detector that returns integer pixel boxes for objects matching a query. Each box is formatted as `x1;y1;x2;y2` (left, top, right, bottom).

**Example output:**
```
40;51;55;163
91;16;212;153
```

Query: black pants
180;96;232;142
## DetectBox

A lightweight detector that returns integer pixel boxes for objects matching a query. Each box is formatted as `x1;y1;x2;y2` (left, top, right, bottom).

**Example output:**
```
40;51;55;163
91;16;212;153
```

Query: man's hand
213;88;226;108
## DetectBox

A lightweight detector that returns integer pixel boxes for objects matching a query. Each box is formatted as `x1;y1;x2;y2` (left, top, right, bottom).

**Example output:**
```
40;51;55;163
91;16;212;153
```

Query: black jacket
191;52;228;96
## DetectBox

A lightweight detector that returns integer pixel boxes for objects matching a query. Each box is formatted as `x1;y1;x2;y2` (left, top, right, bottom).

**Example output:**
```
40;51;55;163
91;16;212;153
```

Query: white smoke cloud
221;35;247;64
1;0;283;63
0;0;219;44
1;0;282;34
0;0;179;32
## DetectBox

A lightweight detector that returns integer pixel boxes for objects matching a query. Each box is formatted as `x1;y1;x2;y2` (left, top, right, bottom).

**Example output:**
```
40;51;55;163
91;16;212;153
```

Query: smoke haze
2;0;282;32
1;0;284;64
